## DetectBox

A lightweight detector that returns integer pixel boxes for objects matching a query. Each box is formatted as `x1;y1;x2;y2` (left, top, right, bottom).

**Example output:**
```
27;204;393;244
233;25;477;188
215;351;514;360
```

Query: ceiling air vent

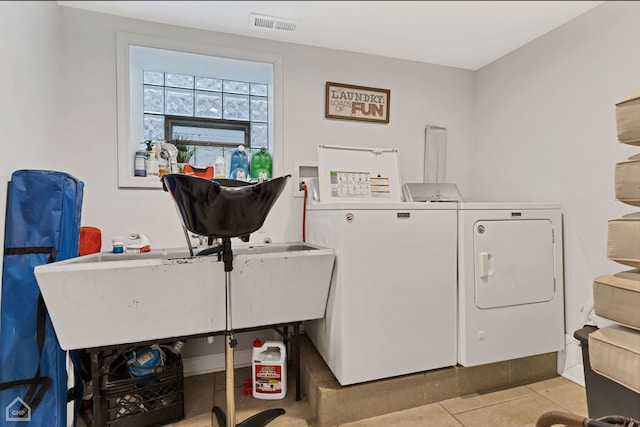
250;13;298;32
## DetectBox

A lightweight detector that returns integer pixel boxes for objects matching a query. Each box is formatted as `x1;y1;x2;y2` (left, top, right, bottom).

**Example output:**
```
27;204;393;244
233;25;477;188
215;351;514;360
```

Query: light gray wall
55;7;476;253
473;1;640;342
0;1;60;292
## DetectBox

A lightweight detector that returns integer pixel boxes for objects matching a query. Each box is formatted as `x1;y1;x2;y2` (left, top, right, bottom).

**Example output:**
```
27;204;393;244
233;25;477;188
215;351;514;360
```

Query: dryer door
474;219;555;309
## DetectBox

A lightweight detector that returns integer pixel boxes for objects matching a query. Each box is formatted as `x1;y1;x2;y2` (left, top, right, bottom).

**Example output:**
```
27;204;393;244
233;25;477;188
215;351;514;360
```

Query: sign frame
325;82;390;124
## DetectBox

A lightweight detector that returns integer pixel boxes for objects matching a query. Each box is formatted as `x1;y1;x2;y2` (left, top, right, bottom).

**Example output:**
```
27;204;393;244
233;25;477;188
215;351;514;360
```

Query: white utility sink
34;242;335;350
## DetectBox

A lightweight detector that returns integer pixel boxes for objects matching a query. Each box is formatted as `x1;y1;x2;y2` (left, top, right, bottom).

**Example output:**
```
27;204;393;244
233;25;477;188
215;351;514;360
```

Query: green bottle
250;147;272;180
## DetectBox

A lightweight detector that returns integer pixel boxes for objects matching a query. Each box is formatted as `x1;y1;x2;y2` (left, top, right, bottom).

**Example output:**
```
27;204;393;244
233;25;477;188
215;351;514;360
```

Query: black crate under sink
103;351;184;426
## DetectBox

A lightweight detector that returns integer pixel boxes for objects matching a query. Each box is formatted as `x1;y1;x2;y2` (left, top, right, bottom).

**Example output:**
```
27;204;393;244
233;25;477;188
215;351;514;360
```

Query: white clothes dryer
457;203;565;367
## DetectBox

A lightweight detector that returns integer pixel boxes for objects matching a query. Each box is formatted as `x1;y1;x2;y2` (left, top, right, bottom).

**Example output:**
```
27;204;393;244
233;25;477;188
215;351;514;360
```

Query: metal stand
212;237;285;427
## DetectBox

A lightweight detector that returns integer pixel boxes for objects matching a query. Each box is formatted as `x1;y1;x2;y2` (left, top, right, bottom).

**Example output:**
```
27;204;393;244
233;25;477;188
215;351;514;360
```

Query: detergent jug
250;147;272;180
229;145;250;180
252;339;286;400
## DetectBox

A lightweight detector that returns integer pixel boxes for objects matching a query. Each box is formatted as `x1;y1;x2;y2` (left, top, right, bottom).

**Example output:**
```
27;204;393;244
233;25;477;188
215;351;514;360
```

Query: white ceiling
58;1;604;70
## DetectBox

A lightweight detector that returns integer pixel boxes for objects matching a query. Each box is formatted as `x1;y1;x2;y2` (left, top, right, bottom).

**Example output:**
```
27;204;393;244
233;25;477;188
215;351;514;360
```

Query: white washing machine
306;201;458;385
457;203;565;367
304;145;458;386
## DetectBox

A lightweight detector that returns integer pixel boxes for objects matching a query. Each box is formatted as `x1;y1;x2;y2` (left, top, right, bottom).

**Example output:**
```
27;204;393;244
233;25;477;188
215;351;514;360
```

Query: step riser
299;335;557;427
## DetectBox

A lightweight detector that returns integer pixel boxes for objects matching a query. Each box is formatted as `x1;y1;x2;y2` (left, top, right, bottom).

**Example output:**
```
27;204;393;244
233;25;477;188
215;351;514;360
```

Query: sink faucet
157;142;179;173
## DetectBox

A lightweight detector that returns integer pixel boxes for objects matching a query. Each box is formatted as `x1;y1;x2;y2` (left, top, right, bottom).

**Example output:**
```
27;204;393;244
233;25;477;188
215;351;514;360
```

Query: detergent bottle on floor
252;338;286;400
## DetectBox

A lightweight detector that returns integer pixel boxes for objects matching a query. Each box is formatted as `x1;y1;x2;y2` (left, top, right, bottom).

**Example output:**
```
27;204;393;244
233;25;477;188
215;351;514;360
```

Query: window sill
119;175;165;189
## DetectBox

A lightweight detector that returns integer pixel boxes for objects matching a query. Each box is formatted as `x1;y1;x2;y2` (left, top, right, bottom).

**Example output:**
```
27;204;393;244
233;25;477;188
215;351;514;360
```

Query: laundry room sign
325;82;390;123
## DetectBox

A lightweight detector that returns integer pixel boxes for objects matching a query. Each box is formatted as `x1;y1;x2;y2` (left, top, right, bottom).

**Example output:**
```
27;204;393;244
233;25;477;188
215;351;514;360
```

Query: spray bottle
145;141;159;178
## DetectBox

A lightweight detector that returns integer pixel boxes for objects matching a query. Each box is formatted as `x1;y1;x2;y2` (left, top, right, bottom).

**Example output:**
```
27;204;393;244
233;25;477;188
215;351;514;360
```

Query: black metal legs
212;406;285;427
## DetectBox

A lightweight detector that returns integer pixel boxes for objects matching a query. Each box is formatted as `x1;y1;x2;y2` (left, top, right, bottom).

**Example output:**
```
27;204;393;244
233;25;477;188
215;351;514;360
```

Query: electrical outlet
294;178;309;198
293;161;318;198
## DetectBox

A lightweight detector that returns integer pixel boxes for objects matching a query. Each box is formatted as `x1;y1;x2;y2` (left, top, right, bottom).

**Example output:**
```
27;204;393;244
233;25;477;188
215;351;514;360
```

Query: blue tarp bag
0;170;84;426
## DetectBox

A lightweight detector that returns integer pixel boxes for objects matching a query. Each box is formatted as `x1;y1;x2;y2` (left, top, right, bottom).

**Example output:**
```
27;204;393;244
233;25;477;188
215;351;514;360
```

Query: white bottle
146;146;159;177
252;339;286;400
214;154;226;179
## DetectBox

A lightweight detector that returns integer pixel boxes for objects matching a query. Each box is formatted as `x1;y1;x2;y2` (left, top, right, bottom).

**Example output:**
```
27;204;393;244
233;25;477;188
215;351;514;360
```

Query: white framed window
116;32;283;188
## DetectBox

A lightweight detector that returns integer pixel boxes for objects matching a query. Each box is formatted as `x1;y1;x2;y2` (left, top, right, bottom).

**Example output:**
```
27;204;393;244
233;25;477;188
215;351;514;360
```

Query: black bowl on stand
161;174;291;427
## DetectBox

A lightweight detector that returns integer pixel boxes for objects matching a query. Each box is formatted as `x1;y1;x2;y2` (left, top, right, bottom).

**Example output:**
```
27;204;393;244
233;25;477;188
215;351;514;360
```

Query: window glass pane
223;80;250;94
172;124;245;145
165;73;194;89
250;97;268;122
195;91;222;118
250;84;268;96
144;115;164;141
165;88;194;116
195;77;222;91
123;41;276;188
192;146;219;167
143;71;164;86
251;123;268;148
223;94;250;120
143;85;164;114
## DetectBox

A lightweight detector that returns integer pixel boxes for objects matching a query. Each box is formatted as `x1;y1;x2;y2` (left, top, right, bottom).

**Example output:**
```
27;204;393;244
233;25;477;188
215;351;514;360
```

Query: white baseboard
183;349;253;377
557;333;585;386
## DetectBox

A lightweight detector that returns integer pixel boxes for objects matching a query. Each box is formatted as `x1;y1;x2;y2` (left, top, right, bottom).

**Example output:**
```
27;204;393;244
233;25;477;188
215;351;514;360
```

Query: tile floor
79;372;586;427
